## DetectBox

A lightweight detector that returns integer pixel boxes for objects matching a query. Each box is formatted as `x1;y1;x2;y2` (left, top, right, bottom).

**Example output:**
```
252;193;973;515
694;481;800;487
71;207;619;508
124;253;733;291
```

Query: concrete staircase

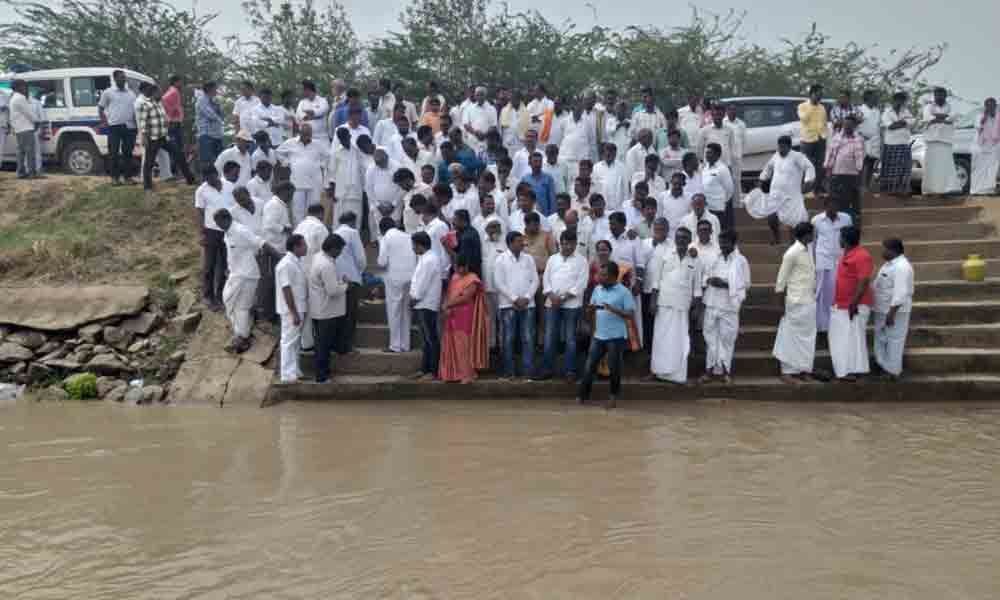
273;194;1000;403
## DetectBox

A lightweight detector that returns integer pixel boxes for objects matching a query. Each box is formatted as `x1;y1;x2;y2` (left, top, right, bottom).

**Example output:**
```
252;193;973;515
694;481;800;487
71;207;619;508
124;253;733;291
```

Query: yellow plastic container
962;254;987;282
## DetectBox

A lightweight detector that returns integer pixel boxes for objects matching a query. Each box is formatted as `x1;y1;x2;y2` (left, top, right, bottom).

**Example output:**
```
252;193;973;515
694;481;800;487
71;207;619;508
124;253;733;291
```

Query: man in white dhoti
873;238;914;380
921;87;960;196
327;126;365;225
276;123;330;225
292;204;330;351
773;222;817;382
745;135;815;245
724;103;746;203
214;209;282;354
275;234;309;383
828;226;875;382
365;147;402;240
971;97;1000;196
480;216;507;350
811;195;852;333
858;90;882;191
377;217;417;353
649;226;702;383
700;230;750;383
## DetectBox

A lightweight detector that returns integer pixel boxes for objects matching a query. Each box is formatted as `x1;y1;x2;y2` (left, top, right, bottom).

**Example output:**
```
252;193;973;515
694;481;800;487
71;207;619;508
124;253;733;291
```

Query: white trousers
873;310;910;376
828;306;871;378
223;276;258;338
971;144;999;195
292;189;320;226
385;279;412;352
279;315;303;383
34;130;43;171
703;307;739;375
773;302;817;375
651;306;690;383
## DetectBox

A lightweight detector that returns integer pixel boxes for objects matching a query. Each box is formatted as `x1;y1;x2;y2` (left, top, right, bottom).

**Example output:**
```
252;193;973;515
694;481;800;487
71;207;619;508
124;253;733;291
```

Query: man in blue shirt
330;87;369;131
521;151;557;216
577;260;635;408
437;139;485;186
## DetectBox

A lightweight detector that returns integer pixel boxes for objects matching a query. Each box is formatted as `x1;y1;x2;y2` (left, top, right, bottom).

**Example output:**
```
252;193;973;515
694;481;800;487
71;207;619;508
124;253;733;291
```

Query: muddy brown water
2;399;999;598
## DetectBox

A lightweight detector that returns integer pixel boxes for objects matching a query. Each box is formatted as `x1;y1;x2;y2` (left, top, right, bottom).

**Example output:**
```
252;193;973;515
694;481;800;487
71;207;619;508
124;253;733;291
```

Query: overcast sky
2;0;995;103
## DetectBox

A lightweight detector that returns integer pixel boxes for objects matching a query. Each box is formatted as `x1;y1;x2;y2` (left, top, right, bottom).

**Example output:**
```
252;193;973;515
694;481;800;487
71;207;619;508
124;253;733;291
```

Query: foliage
0;0;229;88
64;372;98;400
229;0;361;95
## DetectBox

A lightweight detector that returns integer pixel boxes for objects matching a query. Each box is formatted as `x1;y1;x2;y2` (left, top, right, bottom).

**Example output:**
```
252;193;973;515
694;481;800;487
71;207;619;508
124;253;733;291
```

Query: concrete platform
736;204;983;227
735;222;993;244
268;374;1000;405
751;259;998;282
741;279;1000;305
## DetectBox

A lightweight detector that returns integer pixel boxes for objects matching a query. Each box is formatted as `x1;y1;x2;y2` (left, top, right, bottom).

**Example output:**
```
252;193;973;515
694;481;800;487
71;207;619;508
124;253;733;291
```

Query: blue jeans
198;135;224;170
415;308;440;376
542;307;581;376
577;337;625;402
500;307;536;377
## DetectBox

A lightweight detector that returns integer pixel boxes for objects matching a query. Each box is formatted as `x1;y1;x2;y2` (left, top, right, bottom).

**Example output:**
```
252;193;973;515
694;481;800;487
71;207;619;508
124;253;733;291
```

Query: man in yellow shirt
798;84;828;191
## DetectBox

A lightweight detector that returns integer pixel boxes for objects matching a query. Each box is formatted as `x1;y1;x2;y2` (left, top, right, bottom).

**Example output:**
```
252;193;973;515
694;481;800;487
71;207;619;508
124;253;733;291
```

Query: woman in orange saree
439;255;489;384
586;240;640;375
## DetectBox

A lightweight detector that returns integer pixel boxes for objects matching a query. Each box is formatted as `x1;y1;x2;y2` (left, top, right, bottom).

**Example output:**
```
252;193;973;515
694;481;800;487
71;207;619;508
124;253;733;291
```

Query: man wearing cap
215;130;254;188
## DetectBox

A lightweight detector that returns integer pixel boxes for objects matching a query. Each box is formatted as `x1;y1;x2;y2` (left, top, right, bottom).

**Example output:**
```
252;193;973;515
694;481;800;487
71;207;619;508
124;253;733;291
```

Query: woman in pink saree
439;255;489;383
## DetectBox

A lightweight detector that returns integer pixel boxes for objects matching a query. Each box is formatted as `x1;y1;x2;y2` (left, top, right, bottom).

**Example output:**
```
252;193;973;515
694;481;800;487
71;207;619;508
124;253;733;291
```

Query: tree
0;0;228;87
231;0;361;95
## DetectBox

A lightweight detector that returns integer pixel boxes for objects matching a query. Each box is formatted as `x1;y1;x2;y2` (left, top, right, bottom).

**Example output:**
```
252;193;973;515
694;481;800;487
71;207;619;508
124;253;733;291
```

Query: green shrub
64;372;98;400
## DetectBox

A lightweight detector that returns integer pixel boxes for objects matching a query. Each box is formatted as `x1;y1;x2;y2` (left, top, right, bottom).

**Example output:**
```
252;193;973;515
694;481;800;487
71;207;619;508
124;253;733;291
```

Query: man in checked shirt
824;114;865;227
137;83;195;192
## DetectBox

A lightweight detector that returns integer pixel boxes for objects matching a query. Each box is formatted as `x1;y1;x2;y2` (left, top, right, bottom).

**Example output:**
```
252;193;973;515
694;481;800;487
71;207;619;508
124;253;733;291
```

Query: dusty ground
0;172;200;285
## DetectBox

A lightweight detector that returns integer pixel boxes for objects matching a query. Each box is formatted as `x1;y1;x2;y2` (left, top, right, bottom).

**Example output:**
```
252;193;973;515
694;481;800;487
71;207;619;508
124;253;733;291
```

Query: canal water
2;399;998;598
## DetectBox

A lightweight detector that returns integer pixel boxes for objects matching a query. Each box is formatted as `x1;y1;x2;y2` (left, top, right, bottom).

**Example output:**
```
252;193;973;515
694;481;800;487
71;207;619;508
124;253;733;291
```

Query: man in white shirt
376;78;397;122
512;128;541;182
479;216;507;350
214;208;281;354
659;129;688;181
194;166;235;310
420;203;451;281
296;80;330;141
630;153;666;198
0;88;9;170
333;211;366;354
246;160;273;206
811;196;853;332
259;181;295;321
579;193;610;258
701;143;734;231
309;233;349;383
873;238;914;380
327;126;365;225
508;187;551;234
293;203;330;350
640;217;673;348
773;222;817;382
724;104;746;204
97;70;137;184
625;128;657;179
373;104;404;147
232;81;260;136
658;172;692;240
650;226;702;383
250;88;288;147
538;230;589;380
560;104;594;181
494;231;540;379
697;105;737;166
921;87;960;195
365;147;402;239
409;231;442;380
592;143;628;211
745;135;815;244
460;86;497;154
857;90;882;190
275;234;309;383
678;95;705;152
679;193;721;248
542;144;570;195
629;86;667;141
377;218;417;353
214;130;254;188
276;123;330;225
700;231;750;384
8;80;38;179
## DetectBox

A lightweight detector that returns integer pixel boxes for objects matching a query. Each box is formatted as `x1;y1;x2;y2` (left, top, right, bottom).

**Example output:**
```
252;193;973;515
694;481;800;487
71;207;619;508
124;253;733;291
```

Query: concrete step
355;322;422;348
802;194;969;211
736;205;983;227
742;279;1000;306
734;222;993;244
292;345;1000;380
742;301;1000;327
751;259;998;282
271;373;1000;404
739;239;1000;264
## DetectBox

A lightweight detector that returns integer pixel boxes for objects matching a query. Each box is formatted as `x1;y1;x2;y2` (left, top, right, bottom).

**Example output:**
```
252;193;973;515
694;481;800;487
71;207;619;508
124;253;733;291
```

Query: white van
0;67;156;175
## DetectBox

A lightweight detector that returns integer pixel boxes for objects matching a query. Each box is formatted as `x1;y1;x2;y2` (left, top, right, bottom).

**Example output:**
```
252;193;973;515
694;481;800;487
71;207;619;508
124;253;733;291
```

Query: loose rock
96;376;120;398
39;346;70;363
10;362;27;376
122;312;162;336
35;341;62;356
87;353;128;375
141;385;165;404
79;324;104;343
43;358;84;371
124;386;144;405
169;313;202;336
0;342;34;363
8;331;47;350
127;339;150;354
105;385;127;403
102;327;133;351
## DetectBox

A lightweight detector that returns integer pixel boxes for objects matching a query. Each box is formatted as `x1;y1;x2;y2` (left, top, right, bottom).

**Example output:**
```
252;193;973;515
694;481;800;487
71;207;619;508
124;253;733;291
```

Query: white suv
1;67;155;175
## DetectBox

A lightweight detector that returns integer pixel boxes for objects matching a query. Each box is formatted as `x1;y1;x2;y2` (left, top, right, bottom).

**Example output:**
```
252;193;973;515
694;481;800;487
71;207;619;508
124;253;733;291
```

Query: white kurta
378;228;417;352
828;306;871;378
971;115;1000;195
746;150;815;226
651;250;701;382
921;102;960;195
701;251;749;375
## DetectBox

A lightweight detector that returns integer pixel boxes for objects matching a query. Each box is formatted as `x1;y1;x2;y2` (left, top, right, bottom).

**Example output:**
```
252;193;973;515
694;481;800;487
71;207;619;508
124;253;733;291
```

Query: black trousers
578;338;625;401
201;229;227;304
107;124;136;181
801;139;827;192
313;315;344;382
415;308;440;375
831;174;862;227
335;282;363;354
144;136;195;189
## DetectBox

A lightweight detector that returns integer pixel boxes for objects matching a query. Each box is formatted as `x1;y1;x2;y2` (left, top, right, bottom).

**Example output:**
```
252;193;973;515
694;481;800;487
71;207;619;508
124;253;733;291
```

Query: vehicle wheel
61;141;103;176
954;156;971;194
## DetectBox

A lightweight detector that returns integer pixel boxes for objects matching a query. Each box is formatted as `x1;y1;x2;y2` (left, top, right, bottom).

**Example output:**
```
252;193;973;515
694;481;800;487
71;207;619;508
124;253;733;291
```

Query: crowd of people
7;73;948;405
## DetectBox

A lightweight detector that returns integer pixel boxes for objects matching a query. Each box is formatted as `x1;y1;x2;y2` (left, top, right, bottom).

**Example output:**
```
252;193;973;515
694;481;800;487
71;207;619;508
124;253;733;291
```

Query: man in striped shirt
137;84;195;191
